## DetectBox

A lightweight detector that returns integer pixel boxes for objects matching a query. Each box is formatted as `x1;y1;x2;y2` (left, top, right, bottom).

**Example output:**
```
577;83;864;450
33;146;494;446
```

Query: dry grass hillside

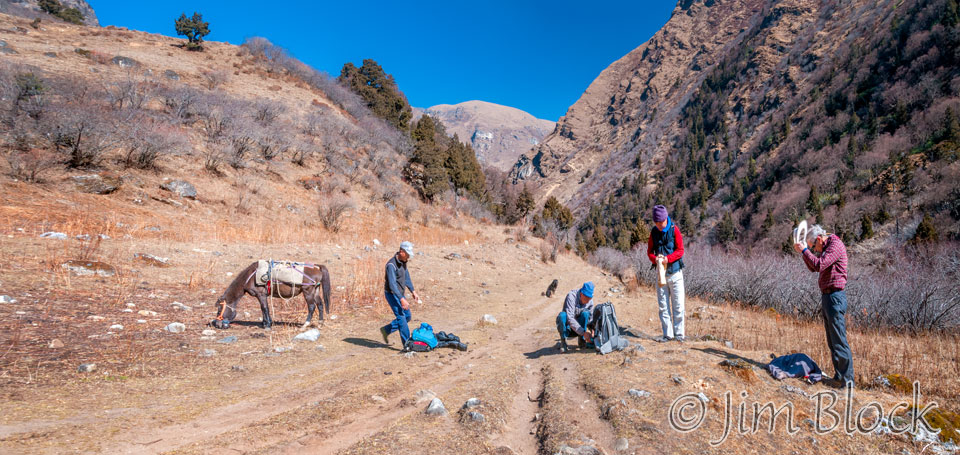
0;11;958;455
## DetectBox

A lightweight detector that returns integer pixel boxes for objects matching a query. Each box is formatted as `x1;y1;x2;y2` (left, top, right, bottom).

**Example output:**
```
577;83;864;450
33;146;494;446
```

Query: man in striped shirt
793;224;854;388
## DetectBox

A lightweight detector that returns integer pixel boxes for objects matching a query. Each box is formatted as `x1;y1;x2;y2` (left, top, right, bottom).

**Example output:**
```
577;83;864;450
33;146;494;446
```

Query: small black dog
545;279;559;298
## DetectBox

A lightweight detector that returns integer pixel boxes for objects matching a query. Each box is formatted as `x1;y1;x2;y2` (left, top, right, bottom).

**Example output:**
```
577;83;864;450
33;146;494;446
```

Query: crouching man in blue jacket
556;282;595;353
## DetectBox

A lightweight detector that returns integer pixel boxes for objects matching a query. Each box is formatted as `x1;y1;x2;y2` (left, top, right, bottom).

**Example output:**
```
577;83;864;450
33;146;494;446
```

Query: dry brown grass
686;296;960;403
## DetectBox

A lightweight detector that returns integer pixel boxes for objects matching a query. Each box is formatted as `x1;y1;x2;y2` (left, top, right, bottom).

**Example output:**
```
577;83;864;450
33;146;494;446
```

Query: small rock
371;395;387;403
781;385;810;398
217;336;237;344
202;329;217;336
86;315;105;321
0;47;18;55
0;295;16;303
293;328;321;342
40;231;67;240
231;365;245;372
480;314;498;325
138;310;158;317
121;308;133;313
425;398;447;415
160;179;197;199
61;260;116;277
696;392;709;403
415;390;436;403
274;346;291;353
373;238;381;246
463;398;481;409
199;349;216;357
466;411;485;422
125;302;136;308
628;389;651;398
672;376;685;385
164;322;186;333
48;339;64;349
78;363;97;373
633;344;646;353
171;302;192;311
163;69;180;81
724;341;734;349
403;351;416;359
315;344;326;351
109;324;124;331
44;51;57;58
137;319;147;324
134;253;170;267
615;437;629;451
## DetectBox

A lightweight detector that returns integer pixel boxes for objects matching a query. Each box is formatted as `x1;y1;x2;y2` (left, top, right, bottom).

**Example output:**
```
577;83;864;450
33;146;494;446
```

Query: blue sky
90;1;675;120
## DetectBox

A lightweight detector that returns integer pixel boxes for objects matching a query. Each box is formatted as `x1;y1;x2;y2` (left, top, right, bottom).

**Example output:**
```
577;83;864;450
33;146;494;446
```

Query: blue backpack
411;323;438;349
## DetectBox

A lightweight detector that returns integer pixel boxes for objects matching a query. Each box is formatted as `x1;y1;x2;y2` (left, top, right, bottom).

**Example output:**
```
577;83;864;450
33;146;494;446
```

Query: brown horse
212;261;331;330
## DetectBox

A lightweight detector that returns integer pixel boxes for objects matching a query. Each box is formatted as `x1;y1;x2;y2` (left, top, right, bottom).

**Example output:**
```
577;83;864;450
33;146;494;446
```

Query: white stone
202;329;217;336
480;314;498;325
373;238;381;246
0;295;15;303
109;324;124;331
86;315;105;321
136;319;147;324
40;231;67;240
138;310;158;317
293;328;321;342
171;302;192;311
164;322;186;333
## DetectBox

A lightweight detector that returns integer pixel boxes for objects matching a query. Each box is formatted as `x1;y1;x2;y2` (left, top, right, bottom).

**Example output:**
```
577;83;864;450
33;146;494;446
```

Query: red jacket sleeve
666;225;684;263
647;233;656;264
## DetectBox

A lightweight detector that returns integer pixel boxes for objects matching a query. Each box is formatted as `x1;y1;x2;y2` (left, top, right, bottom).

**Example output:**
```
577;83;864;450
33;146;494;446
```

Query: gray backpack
589;302;629;354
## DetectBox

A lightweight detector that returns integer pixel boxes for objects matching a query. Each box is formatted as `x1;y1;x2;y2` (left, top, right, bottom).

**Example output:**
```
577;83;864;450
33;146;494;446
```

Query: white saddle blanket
256;260;306;286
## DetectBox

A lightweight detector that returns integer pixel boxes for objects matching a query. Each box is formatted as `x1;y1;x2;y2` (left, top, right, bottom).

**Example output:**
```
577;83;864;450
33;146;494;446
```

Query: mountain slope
513;0;960;251
0;0;99;26
419;100;554;171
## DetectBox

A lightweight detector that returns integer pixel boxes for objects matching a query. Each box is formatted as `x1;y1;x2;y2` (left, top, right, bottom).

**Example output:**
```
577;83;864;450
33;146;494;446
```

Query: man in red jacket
647;205;686;342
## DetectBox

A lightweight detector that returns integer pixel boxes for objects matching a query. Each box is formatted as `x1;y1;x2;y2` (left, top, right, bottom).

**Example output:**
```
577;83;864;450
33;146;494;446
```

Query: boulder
111;56;139;68
71;174;121;195
462;398;481;409
78;363;97;373
466;411;485;422
163;69;180;81
61;260;116;277
425;398;447;415
293;328;321;342
160;179;197;199
164;322;186;333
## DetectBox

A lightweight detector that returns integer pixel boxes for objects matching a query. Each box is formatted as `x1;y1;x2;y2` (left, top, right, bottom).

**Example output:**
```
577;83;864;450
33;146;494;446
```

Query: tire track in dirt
283;294;562;454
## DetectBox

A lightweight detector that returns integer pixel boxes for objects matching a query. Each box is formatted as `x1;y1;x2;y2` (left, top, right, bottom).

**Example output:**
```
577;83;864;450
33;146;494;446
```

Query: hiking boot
675;336;686;343
654;336;674;343
456;342;468;352
379;327;390;345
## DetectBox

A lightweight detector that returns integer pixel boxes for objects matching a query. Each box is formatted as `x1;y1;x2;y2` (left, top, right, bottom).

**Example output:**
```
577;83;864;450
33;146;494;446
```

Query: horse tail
320;265;332;315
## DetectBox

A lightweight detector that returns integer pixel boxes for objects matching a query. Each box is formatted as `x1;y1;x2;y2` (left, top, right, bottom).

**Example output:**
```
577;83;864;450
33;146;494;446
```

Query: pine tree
716;212;736;243
175;12;210;51
761;209;775;234
408;115;449;200
911;213;939;244
859;214;874;241
338;59;412;130
516;185;535;219
807;185;823;224
944;107;959;143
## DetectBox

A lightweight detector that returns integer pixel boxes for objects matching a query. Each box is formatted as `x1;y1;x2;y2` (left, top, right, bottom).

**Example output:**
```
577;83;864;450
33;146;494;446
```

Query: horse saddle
255;260;307;286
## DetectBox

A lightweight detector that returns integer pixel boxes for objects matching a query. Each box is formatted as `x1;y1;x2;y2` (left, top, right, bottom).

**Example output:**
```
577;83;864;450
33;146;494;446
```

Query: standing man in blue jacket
380;241;420;346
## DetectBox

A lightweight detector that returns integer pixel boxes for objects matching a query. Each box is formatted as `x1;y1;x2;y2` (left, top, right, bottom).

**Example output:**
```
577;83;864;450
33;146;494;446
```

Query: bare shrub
588;247;633;279
4;148;60;182
252;98;284;125
105;73;153;110
201;69;229;90
162;86;198;120
318;195;355;232
122;124;183;169
540;232;560;263
43;104;118;168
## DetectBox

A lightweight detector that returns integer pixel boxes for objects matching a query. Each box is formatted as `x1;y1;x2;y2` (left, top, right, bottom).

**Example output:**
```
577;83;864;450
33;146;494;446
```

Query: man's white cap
400;241;414;255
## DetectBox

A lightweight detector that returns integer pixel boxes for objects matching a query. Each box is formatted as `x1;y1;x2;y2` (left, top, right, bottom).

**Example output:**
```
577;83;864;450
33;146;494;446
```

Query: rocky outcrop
0;0;100;26
418;101;555;171
510;0;767;209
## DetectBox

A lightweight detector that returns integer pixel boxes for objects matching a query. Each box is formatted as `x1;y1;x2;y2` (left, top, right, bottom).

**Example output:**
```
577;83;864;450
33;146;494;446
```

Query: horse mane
218;261;257;303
